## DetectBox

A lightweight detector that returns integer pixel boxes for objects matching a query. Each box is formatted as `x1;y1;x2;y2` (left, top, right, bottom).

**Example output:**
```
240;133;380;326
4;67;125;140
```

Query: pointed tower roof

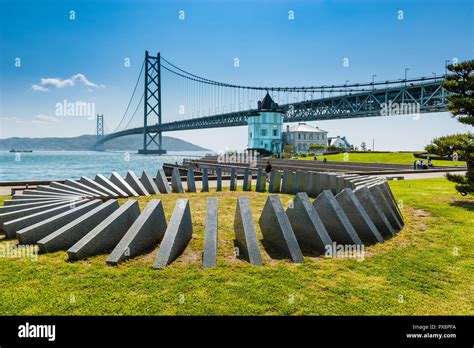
260;92;275;110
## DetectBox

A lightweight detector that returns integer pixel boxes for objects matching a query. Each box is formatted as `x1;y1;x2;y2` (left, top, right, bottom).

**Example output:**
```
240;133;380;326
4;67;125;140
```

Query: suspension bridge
94;51;450;154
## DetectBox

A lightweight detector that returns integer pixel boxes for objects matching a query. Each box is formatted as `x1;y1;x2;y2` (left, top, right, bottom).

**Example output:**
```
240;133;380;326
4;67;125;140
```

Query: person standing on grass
413;160;417;170
265;161;272;183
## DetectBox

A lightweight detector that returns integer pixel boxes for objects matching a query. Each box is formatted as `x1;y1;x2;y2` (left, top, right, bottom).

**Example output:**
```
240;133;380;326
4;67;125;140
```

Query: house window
250;132;253;138
261;129;267;136
273;129;277;136
298;134;301;140
303;134;306;140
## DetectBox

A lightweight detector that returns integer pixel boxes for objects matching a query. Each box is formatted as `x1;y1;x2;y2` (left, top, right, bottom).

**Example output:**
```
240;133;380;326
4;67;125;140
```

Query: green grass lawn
297;152;466;167
0;179;472;315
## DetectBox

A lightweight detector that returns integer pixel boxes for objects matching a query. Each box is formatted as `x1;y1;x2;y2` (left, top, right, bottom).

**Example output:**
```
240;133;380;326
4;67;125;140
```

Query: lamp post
432;72;437;80
372;74;377;91
404;68;410;87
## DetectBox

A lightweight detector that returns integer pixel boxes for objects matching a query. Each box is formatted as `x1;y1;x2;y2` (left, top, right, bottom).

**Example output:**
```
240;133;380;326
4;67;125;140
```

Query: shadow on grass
449;200;474;211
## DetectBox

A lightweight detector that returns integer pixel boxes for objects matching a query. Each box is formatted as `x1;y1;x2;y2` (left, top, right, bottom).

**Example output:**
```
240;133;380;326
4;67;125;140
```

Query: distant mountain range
0;134;211;152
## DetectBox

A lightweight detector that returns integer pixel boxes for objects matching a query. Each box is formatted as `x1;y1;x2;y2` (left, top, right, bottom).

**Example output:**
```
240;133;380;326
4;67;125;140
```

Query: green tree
360;142;367;151
443;60;474;126
309;143;325;154
283;144;296;158
436;60;474;195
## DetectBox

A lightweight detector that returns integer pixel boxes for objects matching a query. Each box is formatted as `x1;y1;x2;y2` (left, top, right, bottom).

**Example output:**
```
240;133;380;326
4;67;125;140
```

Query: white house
327;136;352;150
282;122;328;152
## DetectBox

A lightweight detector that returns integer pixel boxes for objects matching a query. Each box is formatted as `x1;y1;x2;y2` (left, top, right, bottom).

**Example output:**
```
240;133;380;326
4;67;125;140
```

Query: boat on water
9;149;33;153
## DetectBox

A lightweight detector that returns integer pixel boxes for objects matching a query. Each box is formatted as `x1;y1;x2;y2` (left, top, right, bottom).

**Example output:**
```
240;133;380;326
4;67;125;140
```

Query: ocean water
0;150;210;182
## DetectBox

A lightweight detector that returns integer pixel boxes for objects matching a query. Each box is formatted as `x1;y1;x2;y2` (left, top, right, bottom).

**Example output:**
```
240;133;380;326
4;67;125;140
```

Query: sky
0;0;473;151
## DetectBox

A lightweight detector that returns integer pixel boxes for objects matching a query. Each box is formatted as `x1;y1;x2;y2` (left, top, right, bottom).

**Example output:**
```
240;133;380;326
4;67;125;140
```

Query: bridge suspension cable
123;93;144;130
112;59;145;133
160;55;443;92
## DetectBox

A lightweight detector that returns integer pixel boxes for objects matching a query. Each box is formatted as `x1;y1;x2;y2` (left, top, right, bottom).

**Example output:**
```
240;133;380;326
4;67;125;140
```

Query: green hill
0;134;211;152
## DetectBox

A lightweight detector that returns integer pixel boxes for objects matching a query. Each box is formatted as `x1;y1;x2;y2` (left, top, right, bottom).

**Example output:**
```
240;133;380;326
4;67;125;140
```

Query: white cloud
32;114;60;124
32;84;50;92
41;77;74;89
32;74;105;92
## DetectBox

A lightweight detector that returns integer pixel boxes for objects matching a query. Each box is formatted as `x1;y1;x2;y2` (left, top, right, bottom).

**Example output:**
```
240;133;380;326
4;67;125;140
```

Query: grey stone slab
340;174;359;189
286;192;332;254
379;181;404;226
281;170;295;194
153;198;193;269
64;179;109;198
335;175;348;193
186;167;196;192
202;168;209;192
110;172;139;197
10;195;79;202
16;200;102;244
306;172;319;198
295;171;309;193
318;173;330;191
95;174;128;197
335;189;384;244
268;169;281;193
67;200;140;260
311;172;324;196
140;170;160;194
313;190;363;246
170;168;184;193
50;182;100;198
125;171;150;196
202;197;218;268
242;168;251;191
36;185;90;197
37;200;120;253
255;168;266;192
259;195;304;263
3;199;89;238
328;174;339;194
155;168;172;194
229;168;237;191
233;196;262;265
368;183;403;231
0;199;72;213
354;178;384;189
353;186;396;237
26;188;81;197
80;176;119;198
107;199;167;265
1;200;82;231
216;167;222;191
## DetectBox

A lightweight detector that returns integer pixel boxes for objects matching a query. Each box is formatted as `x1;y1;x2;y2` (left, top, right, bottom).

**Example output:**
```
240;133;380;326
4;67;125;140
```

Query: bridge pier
139;51;167;155
138;148;167;155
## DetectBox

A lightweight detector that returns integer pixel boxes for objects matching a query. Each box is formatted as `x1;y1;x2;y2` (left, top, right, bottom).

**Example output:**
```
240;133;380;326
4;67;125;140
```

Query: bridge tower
138;51;167;155
94;114;105;151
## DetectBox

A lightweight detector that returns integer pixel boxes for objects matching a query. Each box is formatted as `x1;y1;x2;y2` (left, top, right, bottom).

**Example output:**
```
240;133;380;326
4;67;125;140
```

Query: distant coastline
0;134;211;152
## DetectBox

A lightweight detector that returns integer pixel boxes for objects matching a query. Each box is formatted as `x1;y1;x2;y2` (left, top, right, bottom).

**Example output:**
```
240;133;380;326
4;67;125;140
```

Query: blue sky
0;0;473;151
